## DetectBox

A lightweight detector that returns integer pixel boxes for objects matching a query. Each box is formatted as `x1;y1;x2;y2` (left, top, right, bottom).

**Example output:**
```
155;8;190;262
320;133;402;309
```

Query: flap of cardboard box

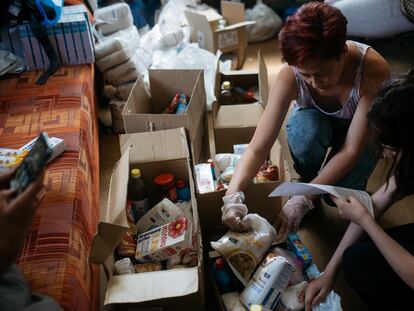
104;267;199;304
221;1;244;25
184;10;215;52
119;128;190;163
215;20;256;32
215;103;263;128
124;78;151;114
90;147;131;263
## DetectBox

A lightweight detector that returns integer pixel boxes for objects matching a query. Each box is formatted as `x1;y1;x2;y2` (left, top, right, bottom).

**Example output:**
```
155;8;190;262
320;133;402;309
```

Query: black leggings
342;223;414;311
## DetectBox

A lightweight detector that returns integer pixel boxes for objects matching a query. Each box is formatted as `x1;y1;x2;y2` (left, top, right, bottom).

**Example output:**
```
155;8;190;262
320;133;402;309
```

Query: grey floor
98;36;414;310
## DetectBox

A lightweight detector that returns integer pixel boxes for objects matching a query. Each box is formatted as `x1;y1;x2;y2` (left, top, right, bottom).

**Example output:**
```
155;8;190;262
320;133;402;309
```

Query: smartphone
10;132;52;195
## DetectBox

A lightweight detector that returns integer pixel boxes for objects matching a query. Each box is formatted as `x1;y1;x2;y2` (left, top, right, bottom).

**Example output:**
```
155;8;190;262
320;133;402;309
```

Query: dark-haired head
278;2;347;66
368;70;414;198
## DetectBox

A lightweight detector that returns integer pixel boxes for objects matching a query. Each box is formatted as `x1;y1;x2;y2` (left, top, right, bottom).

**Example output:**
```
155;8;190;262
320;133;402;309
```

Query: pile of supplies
114;167;198;275
209;215;342;311
219;80;259;106
93;3;152;132
195;144;278;194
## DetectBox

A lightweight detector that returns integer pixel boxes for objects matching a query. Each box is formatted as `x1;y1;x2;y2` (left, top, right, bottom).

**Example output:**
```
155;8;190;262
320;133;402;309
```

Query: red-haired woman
220;2;390;240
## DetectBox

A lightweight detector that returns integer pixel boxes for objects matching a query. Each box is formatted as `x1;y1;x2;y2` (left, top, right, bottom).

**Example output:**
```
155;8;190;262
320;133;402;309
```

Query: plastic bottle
211;257;233;294
128;168;150;222
176;179;191;201
220;81;235;105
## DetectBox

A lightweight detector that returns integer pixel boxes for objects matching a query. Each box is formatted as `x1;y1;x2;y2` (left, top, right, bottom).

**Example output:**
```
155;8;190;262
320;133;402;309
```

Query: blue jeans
285;107;378;190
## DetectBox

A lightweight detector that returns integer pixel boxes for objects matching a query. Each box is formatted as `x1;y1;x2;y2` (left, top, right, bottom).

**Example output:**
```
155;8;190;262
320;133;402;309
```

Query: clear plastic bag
215;153;242;173
157;0;186;46
245;0;283;43
277;281;308;311
313;291;343;311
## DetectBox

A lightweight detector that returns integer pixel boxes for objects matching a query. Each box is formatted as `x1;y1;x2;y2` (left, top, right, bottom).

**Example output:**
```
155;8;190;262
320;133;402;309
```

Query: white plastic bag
94;3;134;35
157;0;186;46
215;153;242;173
245;0;282;42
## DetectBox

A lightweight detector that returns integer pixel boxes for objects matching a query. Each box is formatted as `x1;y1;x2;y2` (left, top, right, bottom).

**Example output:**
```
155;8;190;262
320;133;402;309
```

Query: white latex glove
274;195;314;242
221;191;249;232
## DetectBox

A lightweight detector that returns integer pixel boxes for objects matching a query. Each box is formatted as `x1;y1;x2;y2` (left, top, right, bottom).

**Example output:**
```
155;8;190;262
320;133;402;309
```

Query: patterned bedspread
0;65;100;311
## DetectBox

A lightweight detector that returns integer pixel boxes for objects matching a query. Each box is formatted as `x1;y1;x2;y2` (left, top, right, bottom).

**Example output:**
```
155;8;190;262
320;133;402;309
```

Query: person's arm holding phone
0;169;44;275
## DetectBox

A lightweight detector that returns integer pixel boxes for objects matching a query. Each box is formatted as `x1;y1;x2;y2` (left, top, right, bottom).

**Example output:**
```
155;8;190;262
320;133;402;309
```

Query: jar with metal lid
154;173;178;202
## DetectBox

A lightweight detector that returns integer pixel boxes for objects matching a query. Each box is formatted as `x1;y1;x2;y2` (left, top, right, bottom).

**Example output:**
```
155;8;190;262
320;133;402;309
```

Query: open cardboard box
212;51;269;154
196;138;286;233
185;1;255;69
197;52;299;231
122;69;207;164
90;128;205;310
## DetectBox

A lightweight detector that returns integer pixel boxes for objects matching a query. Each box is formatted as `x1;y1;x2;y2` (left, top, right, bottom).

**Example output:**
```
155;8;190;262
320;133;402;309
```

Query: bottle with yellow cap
220;81;235;105
128;168;150;222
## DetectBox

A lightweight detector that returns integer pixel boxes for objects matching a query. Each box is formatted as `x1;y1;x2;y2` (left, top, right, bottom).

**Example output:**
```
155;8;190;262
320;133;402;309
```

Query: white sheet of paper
269;182;374;217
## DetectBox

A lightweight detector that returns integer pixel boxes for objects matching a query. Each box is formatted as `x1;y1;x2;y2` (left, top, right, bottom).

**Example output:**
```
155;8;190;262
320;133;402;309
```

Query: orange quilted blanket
0;65;100;311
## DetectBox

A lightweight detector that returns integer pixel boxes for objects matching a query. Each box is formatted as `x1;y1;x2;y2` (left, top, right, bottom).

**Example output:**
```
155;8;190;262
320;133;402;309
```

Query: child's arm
304;178;398;309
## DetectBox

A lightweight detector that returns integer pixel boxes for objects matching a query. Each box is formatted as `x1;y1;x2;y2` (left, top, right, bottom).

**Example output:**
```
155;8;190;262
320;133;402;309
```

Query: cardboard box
196;139;285;232
185;1;255;69
212;51;269;154
197;52;298;229
90;128;205;309
122;69;207;164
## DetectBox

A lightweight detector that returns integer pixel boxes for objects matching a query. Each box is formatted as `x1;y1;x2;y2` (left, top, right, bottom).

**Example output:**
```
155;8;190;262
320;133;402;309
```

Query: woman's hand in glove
274;195;314;241
221;191;249;232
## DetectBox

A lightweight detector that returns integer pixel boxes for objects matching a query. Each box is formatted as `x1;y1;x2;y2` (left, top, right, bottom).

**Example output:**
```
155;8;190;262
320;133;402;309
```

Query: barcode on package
218;30;238;49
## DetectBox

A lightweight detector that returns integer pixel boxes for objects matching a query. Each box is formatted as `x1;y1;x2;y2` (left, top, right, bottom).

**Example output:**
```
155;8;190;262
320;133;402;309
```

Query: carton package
20;136;66;163
0;136;66;172
122;69;207;163
135;216;192;262
212;51;269;154
90;128;205;310
136;198;186;233
185;1;255;69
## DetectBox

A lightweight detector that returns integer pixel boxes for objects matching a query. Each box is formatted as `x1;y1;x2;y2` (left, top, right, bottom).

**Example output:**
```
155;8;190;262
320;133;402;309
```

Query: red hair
279;2;347;66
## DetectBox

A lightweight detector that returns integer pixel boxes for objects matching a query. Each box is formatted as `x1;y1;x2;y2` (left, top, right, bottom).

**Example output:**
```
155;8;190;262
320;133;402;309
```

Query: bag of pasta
211;214;276;285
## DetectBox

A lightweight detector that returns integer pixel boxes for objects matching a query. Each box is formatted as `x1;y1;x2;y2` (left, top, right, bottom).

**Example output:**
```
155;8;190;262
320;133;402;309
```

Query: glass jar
154;173;178;202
